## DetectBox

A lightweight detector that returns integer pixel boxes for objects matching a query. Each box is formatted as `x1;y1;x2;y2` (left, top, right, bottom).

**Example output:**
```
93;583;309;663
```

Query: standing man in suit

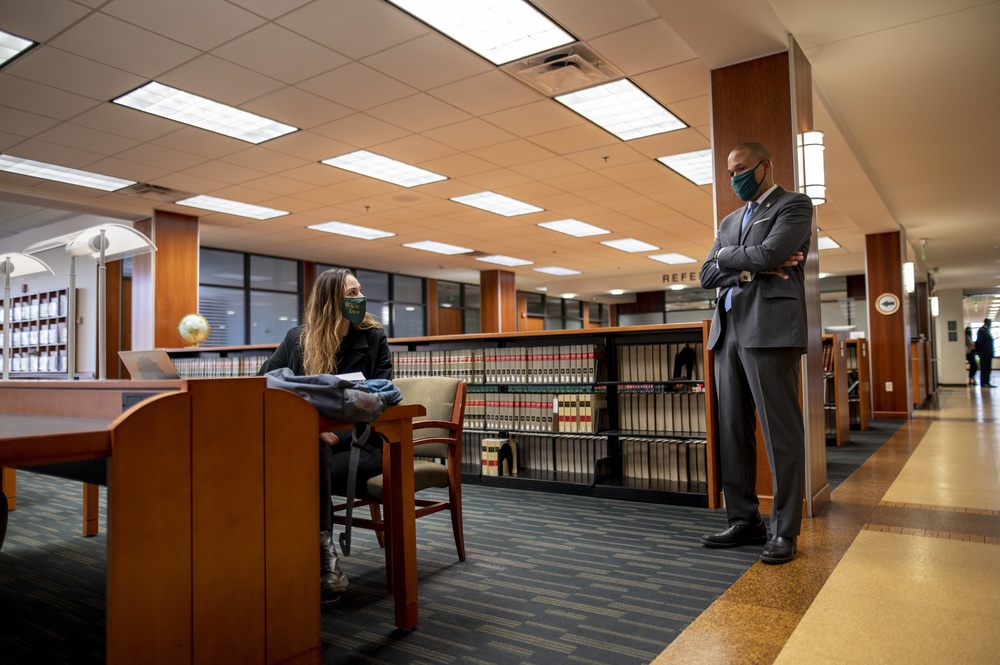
975;318;994;387
699;142;813;564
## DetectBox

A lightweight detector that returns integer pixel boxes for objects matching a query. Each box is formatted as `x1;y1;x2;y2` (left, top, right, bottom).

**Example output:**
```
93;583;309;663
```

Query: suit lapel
739;186;785;243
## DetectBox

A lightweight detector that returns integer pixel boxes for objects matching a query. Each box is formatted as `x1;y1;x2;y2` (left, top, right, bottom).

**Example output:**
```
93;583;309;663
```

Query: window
198;248;300;346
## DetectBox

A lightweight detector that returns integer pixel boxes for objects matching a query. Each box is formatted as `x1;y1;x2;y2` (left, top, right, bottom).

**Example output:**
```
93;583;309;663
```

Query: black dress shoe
701;521;768;548
760;536;797;564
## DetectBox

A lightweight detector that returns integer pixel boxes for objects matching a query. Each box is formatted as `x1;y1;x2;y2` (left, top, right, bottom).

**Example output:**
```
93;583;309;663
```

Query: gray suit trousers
714;310;805;538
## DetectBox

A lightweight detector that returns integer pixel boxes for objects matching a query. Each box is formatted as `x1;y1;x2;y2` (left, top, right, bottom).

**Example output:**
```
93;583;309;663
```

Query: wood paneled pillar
480;269;517;333
132;211;200;350
866;231;912;418
710;39;828;517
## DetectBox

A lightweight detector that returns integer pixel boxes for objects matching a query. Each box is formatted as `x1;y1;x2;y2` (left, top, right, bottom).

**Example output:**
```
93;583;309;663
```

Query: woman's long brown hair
301;268;381;375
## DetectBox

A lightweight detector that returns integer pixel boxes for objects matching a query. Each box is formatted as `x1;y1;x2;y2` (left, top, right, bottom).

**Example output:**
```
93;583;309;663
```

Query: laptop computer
118;349;181;380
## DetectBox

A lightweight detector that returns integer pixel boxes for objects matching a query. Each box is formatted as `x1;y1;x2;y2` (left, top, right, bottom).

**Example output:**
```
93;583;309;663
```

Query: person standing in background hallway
966;326;978;386
975;318;994;388
698;142;813;565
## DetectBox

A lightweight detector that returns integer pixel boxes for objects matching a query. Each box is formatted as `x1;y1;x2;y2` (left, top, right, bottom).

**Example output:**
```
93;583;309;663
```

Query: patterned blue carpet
1;422;900;664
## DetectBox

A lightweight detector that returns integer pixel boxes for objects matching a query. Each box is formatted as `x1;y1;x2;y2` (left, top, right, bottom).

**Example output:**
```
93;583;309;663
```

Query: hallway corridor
654;386;1000;664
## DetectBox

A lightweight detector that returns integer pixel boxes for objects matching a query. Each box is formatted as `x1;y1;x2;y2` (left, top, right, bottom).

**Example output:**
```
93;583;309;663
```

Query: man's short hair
733;142;771;162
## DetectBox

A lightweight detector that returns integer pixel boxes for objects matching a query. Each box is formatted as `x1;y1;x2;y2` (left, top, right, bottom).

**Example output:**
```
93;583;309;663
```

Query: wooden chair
331;376;467;561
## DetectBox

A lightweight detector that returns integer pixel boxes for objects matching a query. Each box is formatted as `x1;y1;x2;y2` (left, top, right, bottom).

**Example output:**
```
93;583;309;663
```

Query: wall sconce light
25;224;156;380
799;130;826;205
903;261;915;294
0;253;54;380
930;295;939;317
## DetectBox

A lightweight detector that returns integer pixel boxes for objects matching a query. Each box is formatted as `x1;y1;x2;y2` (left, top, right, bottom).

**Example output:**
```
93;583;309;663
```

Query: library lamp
24;224;156;380
0;253;54;381
799;130;826;205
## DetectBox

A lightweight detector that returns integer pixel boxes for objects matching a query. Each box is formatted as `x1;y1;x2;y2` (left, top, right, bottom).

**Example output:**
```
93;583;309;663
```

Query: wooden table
0;378;321;665
1;378;427;650
319;402;426;631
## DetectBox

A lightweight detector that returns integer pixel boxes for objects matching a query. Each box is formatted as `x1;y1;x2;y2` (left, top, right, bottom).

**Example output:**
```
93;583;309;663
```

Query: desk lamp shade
1;253;54;380
22;224;156;380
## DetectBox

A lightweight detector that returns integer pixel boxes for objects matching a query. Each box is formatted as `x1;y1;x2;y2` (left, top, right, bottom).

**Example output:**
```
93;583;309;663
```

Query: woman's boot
320;531;348;607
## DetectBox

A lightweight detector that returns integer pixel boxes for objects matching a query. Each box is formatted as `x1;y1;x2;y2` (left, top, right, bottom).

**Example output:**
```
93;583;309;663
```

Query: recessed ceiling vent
119;182;187;203
502;43;623;97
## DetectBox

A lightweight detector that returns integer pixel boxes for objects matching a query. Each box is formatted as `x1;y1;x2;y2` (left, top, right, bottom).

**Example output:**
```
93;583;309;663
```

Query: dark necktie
724;202;759;311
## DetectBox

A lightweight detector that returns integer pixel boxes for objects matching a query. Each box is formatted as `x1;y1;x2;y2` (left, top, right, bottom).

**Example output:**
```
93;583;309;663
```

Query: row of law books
465;391;606;433
618;387;707;436
510;433;608;478
620;436;708;484
392;344;604;384
616;342;705;383
480;437;517;476
172;355;271;378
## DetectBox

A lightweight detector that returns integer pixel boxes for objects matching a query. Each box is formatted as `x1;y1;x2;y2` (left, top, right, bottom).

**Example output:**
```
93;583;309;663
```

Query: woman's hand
320;432;341;446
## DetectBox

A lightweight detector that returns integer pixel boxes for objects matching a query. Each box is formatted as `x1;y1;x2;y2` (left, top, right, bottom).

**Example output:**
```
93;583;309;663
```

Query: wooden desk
320;402;426;632
0;378;321;665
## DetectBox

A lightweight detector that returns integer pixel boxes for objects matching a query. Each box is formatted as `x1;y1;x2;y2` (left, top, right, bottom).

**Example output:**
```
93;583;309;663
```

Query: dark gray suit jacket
700;186;813;350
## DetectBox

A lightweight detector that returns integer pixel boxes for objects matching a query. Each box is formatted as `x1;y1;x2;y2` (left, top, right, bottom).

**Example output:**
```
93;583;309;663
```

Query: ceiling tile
226;0;313;20
483;100;580;137
369;134;458;165
6;137;108;169
263;130;355;162
526;123;619;155
533;0;658;40
421;152;498;179
221;148;311;177
468;139;558;169
429;70;543;116
244;87;354;131
633;60;710;105
588;20;697;76
6;47;146;101
277;0;426;60
0;106;62;139
0;75;101;120
102;0;265;51
366;93;472;134
211;24;350;85
423;119;518;152
298;62;418;111
50;13;201;79
362;33;492;91
159;54;286;106
0;0;91;42
34;122;141;156
150;126;249;160
311;113;411;148
69;104;179;142
86;156;174;183
114;142;211;172
184;160;268;186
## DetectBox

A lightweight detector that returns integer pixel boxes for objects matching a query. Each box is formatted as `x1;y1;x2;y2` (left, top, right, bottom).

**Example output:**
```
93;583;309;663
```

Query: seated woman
258;267;392;608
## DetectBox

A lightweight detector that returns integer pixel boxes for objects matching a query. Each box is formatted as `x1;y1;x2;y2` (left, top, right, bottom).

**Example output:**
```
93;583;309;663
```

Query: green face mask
731;160;763;201
342;296;367;326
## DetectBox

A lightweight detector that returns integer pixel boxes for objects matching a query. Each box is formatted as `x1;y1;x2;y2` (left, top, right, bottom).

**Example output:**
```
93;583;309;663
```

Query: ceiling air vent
502;43;623;97
119;182;187;203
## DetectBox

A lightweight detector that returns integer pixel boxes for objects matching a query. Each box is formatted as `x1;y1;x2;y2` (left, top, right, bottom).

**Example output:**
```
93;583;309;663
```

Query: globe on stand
178;313;210;347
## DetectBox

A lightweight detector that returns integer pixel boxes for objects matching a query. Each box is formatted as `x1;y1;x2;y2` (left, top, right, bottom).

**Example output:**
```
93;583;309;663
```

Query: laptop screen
118;349;181;380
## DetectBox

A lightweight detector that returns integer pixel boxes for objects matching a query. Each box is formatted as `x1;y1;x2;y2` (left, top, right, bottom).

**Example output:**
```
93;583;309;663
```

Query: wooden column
866;231;912;418
132;211;200;350
480;269;517;333
710;40;828;516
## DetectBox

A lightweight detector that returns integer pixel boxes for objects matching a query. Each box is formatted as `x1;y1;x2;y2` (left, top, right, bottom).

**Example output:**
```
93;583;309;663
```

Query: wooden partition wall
132;210;199;352
866;232;912;418
710;40;829;517
480;269;517;333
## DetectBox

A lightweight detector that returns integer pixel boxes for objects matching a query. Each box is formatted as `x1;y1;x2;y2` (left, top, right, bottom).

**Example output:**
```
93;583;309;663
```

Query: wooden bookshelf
845;338;871;430
0;288;75;377
822;334;851;446
164;344;277;377
390;322;719;509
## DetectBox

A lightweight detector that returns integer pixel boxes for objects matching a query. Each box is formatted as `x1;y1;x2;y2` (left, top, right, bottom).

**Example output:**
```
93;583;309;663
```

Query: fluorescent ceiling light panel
556;79;685;141
113;81;297;144
0;30;34;66
321;150;446;187
403;240;473;255
601;238;659;253
533;266;580;276
537;219;609;237
657;149;713;185
308;221;395;240
0;154;136;191
817;235;840;250
648;252;697;265
175;195;288;220
451;191;542;216
476;255;533;267
386;0;573;65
